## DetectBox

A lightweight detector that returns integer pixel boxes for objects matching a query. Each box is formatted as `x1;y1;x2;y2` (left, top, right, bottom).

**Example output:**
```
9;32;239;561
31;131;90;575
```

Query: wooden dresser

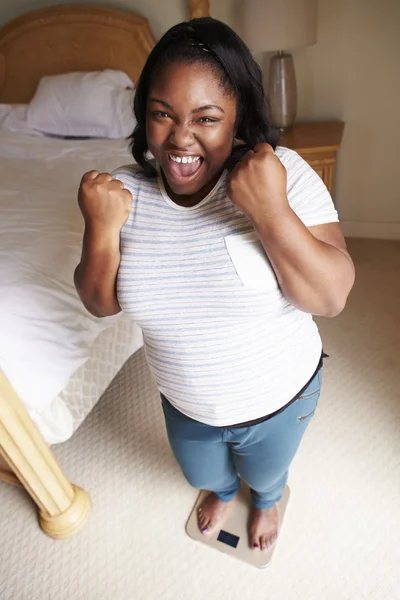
279;121;345;197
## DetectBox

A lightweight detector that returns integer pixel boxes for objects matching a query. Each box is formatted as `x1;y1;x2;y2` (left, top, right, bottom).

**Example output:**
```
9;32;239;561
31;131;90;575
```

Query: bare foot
250;504;279;551
197;492;235;536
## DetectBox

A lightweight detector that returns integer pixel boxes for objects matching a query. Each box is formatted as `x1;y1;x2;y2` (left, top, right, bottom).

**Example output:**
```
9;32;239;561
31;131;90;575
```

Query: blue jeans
161;369;322;509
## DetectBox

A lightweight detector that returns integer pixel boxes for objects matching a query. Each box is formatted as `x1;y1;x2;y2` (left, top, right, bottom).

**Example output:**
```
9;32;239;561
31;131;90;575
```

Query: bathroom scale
186;483;290;569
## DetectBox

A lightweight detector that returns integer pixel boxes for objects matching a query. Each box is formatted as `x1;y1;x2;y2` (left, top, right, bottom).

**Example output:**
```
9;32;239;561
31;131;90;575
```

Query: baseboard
341;221;400;240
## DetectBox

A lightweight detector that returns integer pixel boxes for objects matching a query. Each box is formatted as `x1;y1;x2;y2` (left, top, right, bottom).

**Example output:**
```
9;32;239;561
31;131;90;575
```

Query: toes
203;515;216;534
251;535;269;551
197;513;210;534
250;529;259;549
266;533;277;550
197;508;208;532
261;536;268;551
260;534;277;551
251;533;278;551
196;494;231;536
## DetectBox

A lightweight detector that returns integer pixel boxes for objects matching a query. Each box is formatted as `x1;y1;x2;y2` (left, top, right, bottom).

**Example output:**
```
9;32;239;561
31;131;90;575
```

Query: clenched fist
78;171;132;235
227;143;288;222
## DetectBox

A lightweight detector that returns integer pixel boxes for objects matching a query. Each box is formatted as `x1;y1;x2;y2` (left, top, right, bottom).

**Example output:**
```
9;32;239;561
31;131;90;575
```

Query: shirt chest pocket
224;231;278;290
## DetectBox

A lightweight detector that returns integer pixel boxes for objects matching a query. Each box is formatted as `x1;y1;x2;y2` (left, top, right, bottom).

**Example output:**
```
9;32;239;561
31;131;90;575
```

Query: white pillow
26;70;136;139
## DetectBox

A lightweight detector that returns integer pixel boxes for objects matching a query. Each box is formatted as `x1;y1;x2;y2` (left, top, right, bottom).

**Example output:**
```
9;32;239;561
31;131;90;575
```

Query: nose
169;122;195;149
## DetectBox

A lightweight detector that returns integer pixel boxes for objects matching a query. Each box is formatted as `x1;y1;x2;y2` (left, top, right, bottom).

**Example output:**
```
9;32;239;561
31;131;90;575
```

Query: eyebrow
149;98;225;114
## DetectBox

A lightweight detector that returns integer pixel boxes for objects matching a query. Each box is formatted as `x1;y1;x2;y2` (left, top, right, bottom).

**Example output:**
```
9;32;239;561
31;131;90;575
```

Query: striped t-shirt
114;147;339;426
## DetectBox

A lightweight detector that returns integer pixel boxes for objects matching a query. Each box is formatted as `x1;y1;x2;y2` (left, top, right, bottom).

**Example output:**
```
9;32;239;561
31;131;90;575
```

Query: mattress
30;316;143;444
0;128;143;444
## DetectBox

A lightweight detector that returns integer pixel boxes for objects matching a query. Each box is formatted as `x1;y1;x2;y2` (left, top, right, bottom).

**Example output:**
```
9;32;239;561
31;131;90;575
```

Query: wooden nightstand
279;121;345;197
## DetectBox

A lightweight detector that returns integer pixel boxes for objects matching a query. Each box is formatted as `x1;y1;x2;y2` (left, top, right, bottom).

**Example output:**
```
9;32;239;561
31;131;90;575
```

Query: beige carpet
1;238;399;600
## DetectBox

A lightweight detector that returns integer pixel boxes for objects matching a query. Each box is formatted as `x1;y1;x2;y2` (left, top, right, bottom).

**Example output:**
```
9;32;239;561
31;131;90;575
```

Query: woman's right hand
78;171;132;235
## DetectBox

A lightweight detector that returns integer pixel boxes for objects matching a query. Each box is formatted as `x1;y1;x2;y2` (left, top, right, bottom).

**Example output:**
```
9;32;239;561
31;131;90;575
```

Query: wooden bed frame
0;1;210;539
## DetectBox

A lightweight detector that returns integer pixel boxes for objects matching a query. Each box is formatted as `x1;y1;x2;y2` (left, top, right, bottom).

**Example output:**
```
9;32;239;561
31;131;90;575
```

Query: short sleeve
112;164;140;197
275;146;339;227
112;164;142;233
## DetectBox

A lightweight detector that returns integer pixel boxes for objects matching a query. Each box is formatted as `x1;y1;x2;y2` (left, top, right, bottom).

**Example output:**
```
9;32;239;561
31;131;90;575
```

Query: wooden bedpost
189;0;210;19
0;370;91;539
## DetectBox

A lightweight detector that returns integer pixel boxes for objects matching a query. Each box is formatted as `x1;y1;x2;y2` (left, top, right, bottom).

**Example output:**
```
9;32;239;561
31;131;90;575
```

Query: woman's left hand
227;143;289;222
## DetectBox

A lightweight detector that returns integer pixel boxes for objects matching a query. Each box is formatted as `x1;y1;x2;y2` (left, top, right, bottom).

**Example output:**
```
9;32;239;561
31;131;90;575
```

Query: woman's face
146;61;237;203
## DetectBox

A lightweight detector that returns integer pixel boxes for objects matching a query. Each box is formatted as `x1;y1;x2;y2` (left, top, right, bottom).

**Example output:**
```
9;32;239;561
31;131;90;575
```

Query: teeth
169;154;201;164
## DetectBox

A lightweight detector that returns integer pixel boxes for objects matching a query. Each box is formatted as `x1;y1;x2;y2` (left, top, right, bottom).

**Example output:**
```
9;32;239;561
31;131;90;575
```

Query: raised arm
74;171;132;317
228;144;355;317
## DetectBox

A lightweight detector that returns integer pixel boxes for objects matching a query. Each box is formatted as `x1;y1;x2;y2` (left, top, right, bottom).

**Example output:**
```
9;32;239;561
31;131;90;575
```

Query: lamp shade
241;0;318;53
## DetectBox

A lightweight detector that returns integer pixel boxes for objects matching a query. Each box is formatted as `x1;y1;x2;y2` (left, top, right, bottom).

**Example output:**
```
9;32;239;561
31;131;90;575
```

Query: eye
152;111;170;119
197;117;218;124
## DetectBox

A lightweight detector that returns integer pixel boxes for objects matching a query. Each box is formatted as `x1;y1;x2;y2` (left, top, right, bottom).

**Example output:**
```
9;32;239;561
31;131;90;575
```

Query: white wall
1;0;399;238
227;0;400;238
293;0;400;238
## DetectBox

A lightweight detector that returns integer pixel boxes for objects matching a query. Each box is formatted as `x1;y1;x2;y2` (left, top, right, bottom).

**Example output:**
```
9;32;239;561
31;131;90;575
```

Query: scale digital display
217;529;240;549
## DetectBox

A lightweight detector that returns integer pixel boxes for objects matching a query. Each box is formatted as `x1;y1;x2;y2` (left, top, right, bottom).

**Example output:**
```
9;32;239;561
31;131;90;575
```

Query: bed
0;1;210;539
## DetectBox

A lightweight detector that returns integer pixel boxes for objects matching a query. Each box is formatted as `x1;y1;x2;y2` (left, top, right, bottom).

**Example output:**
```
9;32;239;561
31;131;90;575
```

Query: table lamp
241;0;318;131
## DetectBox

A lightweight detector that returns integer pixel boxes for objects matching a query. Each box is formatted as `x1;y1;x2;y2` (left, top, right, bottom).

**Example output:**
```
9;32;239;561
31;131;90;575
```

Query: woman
75;18;355;552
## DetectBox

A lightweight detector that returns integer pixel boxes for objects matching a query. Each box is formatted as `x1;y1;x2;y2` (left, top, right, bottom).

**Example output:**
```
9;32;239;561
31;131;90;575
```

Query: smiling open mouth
167;153;204;179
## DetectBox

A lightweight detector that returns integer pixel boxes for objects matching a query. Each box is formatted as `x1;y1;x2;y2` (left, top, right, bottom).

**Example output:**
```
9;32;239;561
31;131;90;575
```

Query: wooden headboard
0;2;211;104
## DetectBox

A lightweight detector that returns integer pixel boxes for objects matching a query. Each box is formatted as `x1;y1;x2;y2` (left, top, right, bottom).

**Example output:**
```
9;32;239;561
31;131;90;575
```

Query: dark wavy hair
130;17;279;176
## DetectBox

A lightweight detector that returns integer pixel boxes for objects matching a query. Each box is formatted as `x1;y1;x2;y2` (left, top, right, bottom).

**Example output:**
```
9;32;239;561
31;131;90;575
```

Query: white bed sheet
0;103;45;136
0;131;142;442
